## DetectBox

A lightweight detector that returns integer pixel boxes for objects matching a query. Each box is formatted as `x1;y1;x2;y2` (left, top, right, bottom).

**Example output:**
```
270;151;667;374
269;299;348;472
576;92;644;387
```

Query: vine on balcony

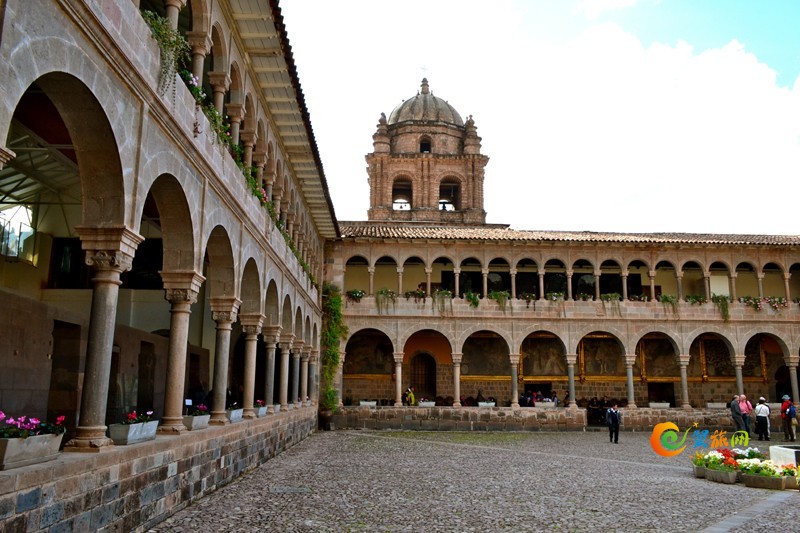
711;294;730;321
488;290;511;313
142;11;189;96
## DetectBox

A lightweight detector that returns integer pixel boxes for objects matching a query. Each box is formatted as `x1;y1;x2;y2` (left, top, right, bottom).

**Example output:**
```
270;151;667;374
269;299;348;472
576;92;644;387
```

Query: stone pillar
300;349;310;405
336;354;345;407
240;314;264;419
481;269;488;298
621;272;629;301
164;0;185;30
703;273;711;302
538;271;546;301
279;335;294;409
396;267;403;295
729;272;738;301
624;355;637;408
66;228;143;451
207;71;231;116
566;354;577;408
291;342;303;406
566;270;573;300
186;32;211;84
676;273;684;301
425;268;432;296
788;359;800;406
308;349;319;405
733;354;745;395
510;269;517;299
594;272;601;300
393;352;404;406
510;354;520;408
209;298;240;425
678;355;691;409
226;103;244;147
784;273;792;301
158;271;204;434
649;270;656;302
757;273;764;299
262;326;280;413
453;268;461;297
452;352;462;407
368;267;375;296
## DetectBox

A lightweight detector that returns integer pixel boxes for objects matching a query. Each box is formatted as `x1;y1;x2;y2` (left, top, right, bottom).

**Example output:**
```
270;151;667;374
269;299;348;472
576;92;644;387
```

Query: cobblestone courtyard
152;430;800;532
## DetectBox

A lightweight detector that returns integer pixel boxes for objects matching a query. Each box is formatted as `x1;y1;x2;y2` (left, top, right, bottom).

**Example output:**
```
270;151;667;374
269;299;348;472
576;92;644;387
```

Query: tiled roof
339;222;800;246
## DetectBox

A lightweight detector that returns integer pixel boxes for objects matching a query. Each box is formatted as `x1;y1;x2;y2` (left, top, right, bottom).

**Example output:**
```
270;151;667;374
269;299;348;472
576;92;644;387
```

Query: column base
243;409;255;419
209;412;230;425
267;405;276;414
511;402;520;409
681;403;692;410
626;403;637;409
452;402;461;407
158;417;188;434
64;426;114;452
394;401;403;407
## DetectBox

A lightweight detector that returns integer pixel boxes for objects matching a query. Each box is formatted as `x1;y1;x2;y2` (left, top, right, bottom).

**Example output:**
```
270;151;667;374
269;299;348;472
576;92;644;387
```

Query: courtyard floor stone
150;430;800;532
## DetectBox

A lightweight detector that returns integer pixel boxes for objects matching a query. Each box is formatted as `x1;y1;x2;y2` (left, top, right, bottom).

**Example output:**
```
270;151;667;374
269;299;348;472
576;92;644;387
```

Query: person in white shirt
754;397;771;441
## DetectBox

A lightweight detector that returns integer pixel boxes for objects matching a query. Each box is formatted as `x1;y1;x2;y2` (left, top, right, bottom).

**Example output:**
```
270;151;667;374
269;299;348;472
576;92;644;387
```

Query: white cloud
574;0;638;20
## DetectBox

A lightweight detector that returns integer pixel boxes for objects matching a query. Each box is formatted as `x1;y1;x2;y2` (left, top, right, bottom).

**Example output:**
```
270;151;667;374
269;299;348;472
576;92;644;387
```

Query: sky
279;0;800;235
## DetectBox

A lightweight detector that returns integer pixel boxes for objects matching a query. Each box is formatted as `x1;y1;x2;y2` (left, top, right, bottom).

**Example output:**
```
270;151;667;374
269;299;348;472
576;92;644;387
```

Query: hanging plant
600;292;621;316
320;284;348;412
518;292;536;309
432;289;453;314
685;294;707;305
375;288;397;314
711;294;731;322
404;288;426;303
658;294;679;314
142;11;189;96
488;290;511;313
464;291;480;308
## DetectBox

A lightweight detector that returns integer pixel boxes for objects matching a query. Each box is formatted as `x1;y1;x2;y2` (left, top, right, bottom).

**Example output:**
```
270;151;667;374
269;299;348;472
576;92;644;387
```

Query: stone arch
203;225;236;298
629;327;681;356
304;315;312;344
281;294;293;333
569;327;626;356
239;258;261;316
144;174;195;271
684;327;736;357
188;0;211;34
228;61;244;104
520;330;568;378
265;279;280;325
437;175;464;211
342;328;395;404
255;119;268;154
623;257;651;271
294;306;303;341
397;325;454;354
209;23;228;73
457;325;512;354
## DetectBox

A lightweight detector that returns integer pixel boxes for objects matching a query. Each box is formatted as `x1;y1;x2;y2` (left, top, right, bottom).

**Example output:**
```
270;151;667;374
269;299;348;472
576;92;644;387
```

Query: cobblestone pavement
151;430;800;532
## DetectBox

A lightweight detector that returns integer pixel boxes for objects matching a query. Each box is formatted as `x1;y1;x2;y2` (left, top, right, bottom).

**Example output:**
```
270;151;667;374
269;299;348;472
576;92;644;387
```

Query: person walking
739;394;753;435
730;394;745;431
606;403;621;444
781;394;796;442
754;397;771;441
406;386;416;406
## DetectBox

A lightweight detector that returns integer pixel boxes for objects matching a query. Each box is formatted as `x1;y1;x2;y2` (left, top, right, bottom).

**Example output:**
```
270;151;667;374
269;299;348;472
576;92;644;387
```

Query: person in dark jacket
730;394;745;431
606;404;621;443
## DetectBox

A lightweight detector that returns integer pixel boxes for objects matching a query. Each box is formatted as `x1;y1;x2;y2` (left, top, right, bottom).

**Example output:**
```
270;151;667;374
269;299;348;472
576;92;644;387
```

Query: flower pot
255;406;268;417
692;465;706;478
0;433;64;470
418;401;435;407
226;408;244;423
478;402;496;407
705;469;737;484
742;474;786;490
182;414;210;430
108;420;158;445
359;401;377;407
783;476;799;490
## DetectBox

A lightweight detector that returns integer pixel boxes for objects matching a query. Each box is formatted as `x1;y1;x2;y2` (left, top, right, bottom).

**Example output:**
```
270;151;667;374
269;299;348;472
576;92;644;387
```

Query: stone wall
0;408;316;532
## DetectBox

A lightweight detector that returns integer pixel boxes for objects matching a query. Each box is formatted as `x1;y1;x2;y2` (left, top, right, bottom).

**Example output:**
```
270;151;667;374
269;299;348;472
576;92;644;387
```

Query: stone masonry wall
0;408;315;532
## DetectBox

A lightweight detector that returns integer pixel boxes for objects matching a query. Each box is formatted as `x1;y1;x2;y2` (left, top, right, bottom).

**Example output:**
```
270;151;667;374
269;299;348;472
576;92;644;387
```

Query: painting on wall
643;338;679;377
522;337;566;376
462;335;509;376
703;339;735;377
582;338;625;376
344;333;393;374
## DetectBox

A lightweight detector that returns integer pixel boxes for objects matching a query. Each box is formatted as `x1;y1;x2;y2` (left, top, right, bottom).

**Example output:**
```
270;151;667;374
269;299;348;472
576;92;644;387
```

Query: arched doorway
410;353;436;402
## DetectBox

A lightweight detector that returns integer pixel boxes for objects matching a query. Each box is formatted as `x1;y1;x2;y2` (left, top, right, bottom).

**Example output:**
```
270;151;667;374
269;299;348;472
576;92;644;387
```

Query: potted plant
375;287;397;314
345;289;365;303
518;292;536;309
418;398;435;407
464;291;480;308
432;289;453;314
738;458;786;490
0;411;66;470
108;409;158;445
781;464;799;490
254;399;268;417
320;284;348;430
183;403;210;430
703;449;738;484
488;290;511;313
691;451;705;478
226;402;244;423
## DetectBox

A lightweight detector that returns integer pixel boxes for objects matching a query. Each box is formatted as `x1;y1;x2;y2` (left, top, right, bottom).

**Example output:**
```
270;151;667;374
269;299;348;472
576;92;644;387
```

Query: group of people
519;390;560;407
730;393;798;442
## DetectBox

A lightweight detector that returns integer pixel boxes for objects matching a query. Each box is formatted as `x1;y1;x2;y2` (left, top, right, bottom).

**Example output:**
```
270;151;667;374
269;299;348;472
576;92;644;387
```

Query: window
419;136;431;153
392;179;413;210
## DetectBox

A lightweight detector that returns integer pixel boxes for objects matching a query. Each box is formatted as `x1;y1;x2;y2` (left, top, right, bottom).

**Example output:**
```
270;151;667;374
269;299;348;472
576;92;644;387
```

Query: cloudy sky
280;0;800;235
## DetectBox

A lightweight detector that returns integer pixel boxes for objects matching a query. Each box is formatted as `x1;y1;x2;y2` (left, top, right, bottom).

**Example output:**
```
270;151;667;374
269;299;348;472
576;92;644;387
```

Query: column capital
729;272;738;279
784;272;793;281
293;340;305;352
279;334;296;351
0;145;16;169
252;151;267;167
732;354;746;366
677;354;691;366
624;354;637;366
209;297;241;323
785;357;799;368
240;313;264;334
396;267;404;274
75;225;144;273
207;71;231;91
165;0;187;10
161;270;205;303
261;325;282;344
565;353;578;365
240;130;257;147
453;268;461;274
226;102;245;121
649;270;656;278
451;352;463;364
185;30;212;54
509;269;517;276
509;354;520;366
393;351;405;363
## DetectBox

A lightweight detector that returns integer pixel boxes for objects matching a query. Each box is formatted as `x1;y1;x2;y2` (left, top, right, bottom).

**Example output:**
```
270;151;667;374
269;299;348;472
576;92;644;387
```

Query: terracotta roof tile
339;222;800;246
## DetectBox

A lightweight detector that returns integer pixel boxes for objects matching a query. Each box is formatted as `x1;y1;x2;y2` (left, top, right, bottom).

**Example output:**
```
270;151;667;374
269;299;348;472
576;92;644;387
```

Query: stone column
453;268;461;297
733;354;745;395
291;341;304;406
66;227;143;451
164;0;186;30
336;354;345;407
703;273;711;301
566;270;573;300
676;273;684;301
538;271;546;301
788;359;800;406
649;270;656;302
678;355;691;409
240;314;264;419
262;326;280;413
368;267;375;296
207;71;231;116
481;269;488;298
510;269;517;299
393;351;404;406
158;271;204;434
300;349;310;405
185;32;212;84
226;103;244;147
566;354;577;408
510;354;520;408
729;272;738;301
621;271;629;301
784;273;792;301
279;335;295;409
624;354;637;408
241;132;257;169
452;352;462;407
425;268;432;296
757;273;764;299
309;349;320;405
209;298;240;425
594;272;601;300
396;267;403;295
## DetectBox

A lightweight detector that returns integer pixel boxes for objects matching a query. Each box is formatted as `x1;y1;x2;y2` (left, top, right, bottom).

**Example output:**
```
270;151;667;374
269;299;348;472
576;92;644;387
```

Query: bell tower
366;79;489;225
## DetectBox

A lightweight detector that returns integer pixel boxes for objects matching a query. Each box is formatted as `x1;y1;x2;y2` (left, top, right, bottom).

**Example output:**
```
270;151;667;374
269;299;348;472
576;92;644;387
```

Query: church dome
387;79;464;127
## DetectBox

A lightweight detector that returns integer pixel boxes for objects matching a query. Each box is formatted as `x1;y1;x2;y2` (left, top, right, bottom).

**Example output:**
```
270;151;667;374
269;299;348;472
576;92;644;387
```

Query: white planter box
706;403;728;409
255;406;268;417
478;402;496;407
0;433;64;470
649;402;670;409
418;401;435;407
359;401;377;407
108;420;158;445
182;414;210;430
273;404;281;413
226;408;244;422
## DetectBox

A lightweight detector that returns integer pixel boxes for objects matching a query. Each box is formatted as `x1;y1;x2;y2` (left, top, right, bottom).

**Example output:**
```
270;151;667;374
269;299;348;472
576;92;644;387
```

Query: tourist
606;403;621;443
563;391;570;407
551;391;558;407
754;397;770;441
730;394;745;431
781;394;796;442
407;386;416;406
738;394;753;435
